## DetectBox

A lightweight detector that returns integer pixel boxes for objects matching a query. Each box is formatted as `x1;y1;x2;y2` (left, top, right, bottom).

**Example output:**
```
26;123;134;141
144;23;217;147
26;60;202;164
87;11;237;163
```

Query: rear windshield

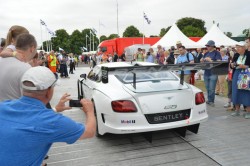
115;71;178;83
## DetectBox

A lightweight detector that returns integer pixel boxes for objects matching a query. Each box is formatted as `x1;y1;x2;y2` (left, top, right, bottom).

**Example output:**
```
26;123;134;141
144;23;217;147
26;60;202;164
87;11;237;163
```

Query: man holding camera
176;46;194;83
0;66;96;166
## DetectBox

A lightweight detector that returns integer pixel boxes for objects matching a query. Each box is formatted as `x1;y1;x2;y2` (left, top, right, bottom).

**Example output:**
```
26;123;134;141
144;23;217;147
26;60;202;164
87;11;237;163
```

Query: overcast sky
1;0;249;46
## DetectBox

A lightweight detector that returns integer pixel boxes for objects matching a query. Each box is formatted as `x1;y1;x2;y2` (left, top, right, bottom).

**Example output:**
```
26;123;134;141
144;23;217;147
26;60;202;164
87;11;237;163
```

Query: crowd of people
0;24;250;165
128;39;250;118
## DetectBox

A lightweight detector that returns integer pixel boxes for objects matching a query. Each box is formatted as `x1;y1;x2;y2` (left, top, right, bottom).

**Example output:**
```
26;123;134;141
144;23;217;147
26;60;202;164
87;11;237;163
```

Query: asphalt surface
47;64;250;166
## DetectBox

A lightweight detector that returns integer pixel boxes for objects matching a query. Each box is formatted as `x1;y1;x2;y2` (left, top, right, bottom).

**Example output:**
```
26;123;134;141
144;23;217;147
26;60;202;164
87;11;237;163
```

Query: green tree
123;25;141;37
81;29;99;51
51;29;70;52
70;30;84;54
224;32;233;38
182;25;206;37
159;26;171;37
108;34;119;39
100;35;108;42
243;29;250;37
176;17;207;37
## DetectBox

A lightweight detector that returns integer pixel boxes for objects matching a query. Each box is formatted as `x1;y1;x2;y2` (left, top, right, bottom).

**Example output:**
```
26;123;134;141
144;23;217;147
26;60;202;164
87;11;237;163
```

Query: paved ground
47;64;250;166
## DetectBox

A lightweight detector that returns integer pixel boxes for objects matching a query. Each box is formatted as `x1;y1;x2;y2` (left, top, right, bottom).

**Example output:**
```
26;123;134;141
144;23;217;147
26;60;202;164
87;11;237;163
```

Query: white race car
79;62;208;136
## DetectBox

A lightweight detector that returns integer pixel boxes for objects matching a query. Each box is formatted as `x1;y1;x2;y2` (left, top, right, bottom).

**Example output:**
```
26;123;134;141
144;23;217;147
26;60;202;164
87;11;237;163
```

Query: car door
81;66;101;99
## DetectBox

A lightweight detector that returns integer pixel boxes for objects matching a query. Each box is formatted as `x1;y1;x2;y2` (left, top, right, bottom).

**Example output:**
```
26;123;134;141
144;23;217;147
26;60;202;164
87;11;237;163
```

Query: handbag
237;68;250;90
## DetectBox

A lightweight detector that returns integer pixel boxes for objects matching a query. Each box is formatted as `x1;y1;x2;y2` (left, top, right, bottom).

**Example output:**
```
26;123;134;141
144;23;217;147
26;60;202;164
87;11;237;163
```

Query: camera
69;100;82;107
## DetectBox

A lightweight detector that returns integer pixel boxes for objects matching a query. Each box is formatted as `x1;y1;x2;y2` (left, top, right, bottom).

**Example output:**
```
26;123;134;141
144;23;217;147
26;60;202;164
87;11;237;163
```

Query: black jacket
231;50;250;74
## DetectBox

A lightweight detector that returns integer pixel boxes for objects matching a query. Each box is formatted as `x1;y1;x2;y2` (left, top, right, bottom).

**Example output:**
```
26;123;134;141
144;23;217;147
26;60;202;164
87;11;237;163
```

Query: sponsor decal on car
198;110;206;115
121;120;136;124
164;105;177;109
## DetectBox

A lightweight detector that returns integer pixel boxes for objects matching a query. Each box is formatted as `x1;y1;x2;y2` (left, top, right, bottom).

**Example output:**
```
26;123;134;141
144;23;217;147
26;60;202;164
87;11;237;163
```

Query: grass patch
194;80;228;98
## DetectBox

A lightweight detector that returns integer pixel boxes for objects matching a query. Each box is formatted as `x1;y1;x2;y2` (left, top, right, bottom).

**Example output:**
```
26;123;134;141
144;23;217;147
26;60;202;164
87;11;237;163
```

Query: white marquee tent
196;24;239;47
152;23;199;49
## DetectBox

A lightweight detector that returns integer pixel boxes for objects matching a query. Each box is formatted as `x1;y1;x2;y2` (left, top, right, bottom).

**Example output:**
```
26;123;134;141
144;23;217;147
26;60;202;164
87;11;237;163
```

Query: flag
99;21;105;27
59;47;64;51
143;12;151;24
40;19;47;26
46;27;56;37
92;28;97;34
82;47;88;51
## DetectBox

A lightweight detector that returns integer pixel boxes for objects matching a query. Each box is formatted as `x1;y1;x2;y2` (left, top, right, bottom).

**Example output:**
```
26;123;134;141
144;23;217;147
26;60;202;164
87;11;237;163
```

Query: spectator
176;41;182;49
134;48;144;62
113;51;118;62
0;25;29;57
158;50;165;65
224;49;234;109
195;48;204;81
169;46;175;58
120;50;126;62
163;50;174;65
0;66;96;165
173;50;180;64
146;48;155;63
231;41;250;118
215;48;229;96
58;51;69;78
156;45;163;63
68;53;75;74
0;33;37;101
196;48;204;63
0;38;5;53
200;40;222;107
47;50;59;78
176;46;194;84
101;53;109;63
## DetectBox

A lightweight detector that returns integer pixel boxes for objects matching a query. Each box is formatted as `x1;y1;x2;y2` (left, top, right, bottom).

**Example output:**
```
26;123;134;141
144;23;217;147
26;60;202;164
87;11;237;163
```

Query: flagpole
116;0;119;37
40;22;43;51
86;35;88;51
143;11;145;45
46;31;48;52
50;37;53;51
92;32;94;51
98;20;101;44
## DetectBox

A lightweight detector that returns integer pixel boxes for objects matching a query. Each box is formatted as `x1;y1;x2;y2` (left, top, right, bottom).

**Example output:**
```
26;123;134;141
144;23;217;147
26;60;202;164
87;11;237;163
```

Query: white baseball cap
236;41;246;47
21;66;59;91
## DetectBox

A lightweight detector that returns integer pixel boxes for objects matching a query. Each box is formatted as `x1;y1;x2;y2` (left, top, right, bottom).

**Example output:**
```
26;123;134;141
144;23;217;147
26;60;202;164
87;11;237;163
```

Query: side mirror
80;74;86;79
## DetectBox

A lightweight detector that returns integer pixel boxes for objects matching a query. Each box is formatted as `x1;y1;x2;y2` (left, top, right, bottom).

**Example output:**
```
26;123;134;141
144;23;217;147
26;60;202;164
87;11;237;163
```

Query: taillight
195;92;205;105
111;100;137;113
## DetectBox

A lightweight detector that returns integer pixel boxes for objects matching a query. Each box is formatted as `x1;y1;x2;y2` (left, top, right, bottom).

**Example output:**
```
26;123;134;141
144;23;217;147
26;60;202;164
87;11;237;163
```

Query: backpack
186;52;199;63
186;53;198;73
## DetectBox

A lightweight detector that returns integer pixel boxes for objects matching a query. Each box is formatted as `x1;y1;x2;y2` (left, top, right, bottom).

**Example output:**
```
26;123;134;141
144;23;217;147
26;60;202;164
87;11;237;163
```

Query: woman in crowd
215;48;229;96
231;41;250;118
163;50;174;65
224;49;234;109
146;48;155;63
0;25;29;57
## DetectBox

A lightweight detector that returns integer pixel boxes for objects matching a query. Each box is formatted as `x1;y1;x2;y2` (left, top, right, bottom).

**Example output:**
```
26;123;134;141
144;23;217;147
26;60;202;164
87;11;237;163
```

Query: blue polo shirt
176;53;194;74
0;96;84;166
203;50;222;76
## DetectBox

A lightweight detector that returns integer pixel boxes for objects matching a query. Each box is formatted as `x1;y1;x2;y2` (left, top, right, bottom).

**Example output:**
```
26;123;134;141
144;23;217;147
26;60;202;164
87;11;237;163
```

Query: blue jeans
204;74;218;103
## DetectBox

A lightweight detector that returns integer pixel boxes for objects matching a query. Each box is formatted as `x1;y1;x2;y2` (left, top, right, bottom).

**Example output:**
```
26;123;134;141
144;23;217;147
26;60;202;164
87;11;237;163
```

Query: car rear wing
101;62;228;87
